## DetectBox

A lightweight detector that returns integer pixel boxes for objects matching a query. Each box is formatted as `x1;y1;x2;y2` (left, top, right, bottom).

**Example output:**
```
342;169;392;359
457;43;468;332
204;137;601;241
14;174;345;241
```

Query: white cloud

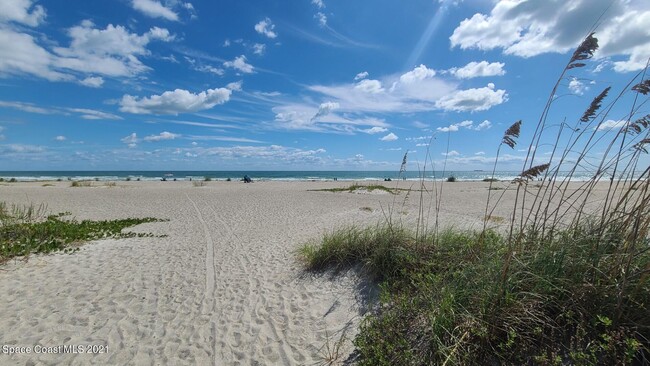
312;0;325;9
315;12;327;27
119;87;232;115
443;150;460;157
195;64;224;75
308;64;456;114
568;77;587;95
226;81;243;91
223;55;254;73
79;76;104;88
448;61;505;79
354;79;384;94
475;151;485;155
354;71;369;80
55;135;66;141
437;120;473;132
121;132;138;148
362;126;388;134
0;100;57;114
0;0;46;26
255;18;277;39
399;64;436;84
132;0;178;21
0;19;173;82
68;108;122;120
253;43;266;55
380;132;398;141
144;131;180;141
596;119;627;131
435;83;507;112
273;103;388;132
475;120;492;130
437;119;492;132
449;0;650;72
311;101;339;121
223;39;230;47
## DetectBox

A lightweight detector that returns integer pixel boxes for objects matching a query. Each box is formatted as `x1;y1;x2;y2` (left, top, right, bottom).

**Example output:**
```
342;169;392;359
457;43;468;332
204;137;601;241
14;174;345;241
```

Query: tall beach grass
301;32;650;364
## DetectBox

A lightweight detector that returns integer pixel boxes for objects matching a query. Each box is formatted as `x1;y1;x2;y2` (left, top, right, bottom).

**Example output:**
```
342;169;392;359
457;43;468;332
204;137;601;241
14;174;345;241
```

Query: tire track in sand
185;193;217;365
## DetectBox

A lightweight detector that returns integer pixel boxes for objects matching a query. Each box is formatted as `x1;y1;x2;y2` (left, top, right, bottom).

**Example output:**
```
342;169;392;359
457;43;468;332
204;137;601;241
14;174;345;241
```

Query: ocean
0;170;599;182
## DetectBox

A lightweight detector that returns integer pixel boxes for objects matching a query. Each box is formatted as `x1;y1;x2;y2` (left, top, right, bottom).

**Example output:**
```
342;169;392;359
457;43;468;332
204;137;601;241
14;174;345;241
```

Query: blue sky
0;0;649;171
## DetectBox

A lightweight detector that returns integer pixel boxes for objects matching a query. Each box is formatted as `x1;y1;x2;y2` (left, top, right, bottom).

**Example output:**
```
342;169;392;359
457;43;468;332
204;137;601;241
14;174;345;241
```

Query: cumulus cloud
448;61;505;78
312;0;325;9
437;120;473;132
443;150;460;156
0;0;46;26
354;79;384;94
79;76;104;88
380;132;398;141
437;119;492;132
354;71;369;80
144;131;180;141
226;81;243;91
254;18;277;39
315;12;327;27
252;43;266;55
311;101;339;121
55;135;66;141
597;119;627;131
223;55;254;73
0;13;174;82
568;77;588;95
435;83;507;112
121;132;138;148
119;87;232;115
449;0;650;72
399;64;436;84
131;0;178;21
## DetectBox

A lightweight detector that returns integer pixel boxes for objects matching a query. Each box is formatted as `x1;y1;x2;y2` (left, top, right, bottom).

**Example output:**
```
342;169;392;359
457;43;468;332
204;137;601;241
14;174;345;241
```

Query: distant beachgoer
243;175;252;183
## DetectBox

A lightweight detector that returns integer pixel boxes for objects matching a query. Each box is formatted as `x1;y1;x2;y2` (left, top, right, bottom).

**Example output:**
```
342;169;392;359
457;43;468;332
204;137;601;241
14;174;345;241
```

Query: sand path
0;182;385;365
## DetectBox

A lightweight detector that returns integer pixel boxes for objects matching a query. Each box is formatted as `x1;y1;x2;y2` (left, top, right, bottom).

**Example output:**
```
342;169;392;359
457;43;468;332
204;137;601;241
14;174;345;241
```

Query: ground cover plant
0;202;163;264
301;32;650;365
311;184;397;194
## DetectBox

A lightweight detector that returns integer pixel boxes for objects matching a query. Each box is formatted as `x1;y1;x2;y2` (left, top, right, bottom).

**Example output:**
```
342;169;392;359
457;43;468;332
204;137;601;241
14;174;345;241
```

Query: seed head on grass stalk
631;79;650;95
580;86;611;123
502;120;522;149
567;32;598;70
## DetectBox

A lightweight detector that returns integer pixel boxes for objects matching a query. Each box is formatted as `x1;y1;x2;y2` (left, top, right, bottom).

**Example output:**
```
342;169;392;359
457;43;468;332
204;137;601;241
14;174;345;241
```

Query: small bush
446;176;456;182
204;176;212;181
226;178;232;182
125;177;131;181
193;181;206;187
70;181;92;187
482;178;499;182
8;178;17;183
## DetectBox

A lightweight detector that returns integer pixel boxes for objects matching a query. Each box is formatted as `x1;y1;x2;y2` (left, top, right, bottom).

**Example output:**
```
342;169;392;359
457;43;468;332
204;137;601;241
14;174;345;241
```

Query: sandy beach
0;180;614;365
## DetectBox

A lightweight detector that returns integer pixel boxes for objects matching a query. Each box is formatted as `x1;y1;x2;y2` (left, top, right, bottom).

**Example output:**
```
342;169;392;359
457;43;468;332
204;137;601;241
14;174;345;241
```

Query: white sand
0;180;614;365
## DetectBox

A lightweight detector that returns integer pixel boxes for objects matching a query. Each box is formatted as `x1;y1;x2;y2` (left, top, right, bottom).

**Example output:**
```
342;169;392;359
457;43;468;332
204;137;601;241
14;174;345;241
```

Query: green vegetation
0;202;162;264
301;225;649;364
311;184;396;194
482;178;499;182
204;176;212;181
301;33;650;364
446;176;457;182
193;181;206;187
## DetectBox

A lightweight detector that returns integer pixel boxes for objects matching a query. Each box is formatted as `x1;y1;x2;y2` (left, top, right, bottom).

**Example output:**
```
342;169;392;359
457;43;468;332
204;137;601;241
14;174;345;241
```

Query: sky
0;0;649;171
